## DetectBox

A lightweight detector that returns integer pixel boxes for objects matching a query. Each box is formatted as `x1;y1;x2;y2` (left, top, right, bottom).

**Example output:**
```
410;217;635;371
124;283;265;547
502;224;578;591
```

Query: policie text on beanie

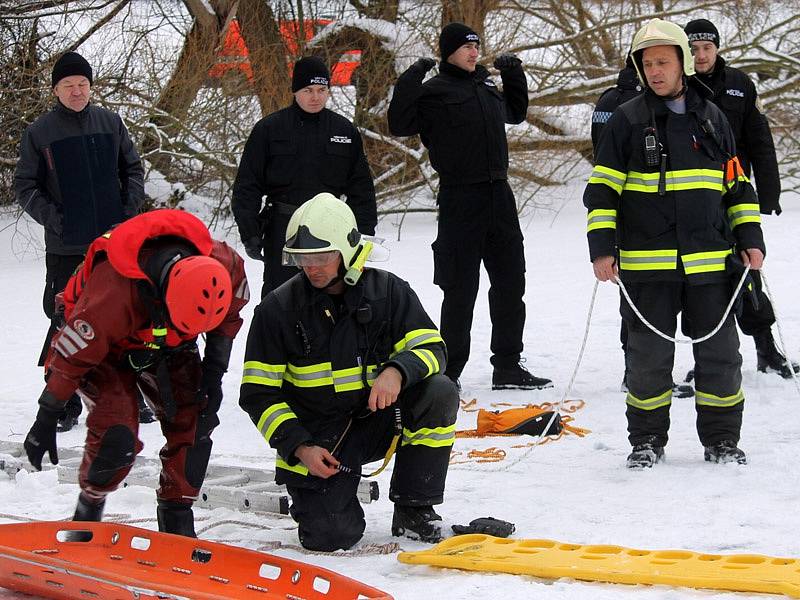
291;56;330;93
684;18;720;47
439;22;480;60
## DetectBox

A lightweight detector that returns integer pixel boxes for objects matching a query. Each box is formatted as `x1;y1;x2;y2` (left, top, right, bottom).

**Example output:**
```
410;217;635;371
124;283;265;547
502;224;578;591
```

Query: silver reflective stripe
290;369;332;382
587;214;616;227
258;405;295;438
591;169;625;187
334;372;362;386
405;332;438;349
242;367;283;382
683;257;726;269
621;255;675;265
403;430;454;443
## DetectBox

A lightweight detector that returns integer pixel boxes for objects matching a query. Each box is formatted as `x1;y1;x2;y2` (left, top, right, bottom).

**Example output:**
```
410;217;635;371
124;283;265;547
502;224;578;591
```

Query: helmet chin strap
319;263;347;292
662;74;687;100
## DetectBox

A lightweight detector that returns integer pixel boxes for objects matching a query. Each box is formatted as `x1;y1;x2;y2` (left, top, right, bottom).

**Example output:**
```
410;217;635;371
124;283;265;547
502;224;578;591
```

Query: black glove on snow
412;58;437;73
493;54;522;71
244;236;264;262
25;392;63;470
451;517;516;538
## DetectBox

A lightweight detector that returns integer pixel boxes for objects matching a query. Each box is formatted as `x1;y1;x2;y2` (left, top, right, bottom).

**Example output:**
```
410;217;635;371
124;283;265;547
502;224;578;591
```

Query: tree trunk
236;0;291;117
141;0;234;172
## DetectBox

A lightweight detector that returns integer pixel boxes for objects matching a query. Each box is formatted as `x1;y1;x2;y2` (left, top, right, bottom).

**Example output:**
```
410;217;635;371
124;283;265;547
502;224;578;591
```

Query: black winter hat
291;56;330;93
51;51;93;87
685;18;720;47
439;22;480;61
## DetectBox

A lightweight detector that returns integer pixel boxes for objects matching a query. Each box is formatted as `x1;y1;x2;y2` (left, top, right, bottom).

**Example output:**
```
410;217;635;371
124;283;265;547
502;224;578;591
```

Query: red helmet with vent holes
164;256;232;335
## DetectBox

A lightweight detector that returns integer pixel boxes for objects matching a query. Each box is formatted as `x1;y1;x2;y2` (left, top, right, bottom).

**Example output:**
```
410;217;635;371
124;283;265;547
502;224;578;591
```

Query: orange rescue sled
0;521;392;599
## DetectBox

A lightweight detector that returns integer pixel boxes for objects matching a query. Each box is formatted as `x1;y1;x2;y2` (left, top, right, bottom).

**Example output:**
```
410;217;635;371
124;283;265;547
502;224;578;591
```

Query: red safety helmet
164;255;232;336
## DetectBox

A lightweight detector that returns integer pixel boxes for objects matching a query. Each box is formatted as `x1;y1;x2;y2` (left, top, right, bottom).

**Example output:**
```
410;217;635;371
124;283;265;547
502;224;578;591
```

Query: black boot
157;500;197;537
626;439;665;469
67;493;105;541
754;331;798;379
704;440;747;465
391;505;443;543
492;362;552;390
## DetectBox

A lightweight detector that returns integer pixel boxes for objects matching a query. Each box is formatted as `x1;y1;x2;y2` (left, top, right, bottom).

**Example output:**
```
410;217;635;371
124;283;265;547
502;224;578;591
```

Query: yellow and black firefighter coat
584;85;764;284
239;268;447;483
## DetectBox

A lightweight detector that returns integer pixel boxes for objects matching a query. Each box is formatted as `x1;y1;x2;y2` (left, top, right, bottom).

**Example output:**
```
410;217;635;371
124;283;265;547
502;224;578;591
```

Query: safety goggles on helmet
282;249;341;267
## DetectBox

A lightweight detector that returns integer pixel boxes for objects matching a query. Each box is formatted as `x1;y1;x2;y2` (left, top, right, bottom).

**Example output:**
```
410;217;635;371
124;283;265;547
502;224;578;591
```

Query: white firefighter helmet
630;18;695;86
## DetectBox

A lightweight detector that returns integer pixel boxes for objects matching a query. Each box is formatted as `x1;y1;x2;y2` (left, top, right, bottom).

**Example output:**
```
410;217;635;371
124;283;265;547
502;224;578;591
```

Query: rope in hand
614;265;749;345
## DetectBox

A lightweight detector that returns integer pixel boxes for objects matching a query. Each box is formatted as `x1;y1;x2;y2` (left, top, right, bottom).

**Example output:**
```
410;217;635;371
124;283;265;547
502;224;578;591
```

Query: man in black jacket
232;57;377;298
15;51;146;430
239;193;458;551
387;23;551;391
685;18;793;378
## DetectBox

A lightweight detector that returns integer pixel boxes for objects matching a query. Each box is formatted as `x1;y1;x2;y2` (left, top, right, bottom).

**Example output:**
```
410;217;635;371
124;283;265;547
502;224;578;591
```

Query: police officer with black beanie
232;56;377;297
684;17;793;379
388;23;552;391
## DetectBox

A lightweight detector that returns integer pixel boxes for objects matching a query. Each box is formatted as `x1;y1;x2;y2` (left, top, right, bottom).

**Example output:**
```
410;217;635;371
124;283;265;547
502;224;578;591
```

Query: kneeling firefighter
24;209;250;536
239;193;459;550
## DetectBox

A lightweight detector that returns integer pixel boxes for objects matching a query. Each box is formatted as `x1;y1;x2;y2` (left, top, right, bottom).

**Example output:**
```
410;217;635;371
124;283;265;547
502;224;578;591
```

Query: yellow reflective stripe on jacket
623;169;723;193
284;362;378;391
588;165;626;194
242;361;285;387
276;456;309;476
626;389;672;411
727;203;762;228
619;249;678;271
411;348;439;378
393;328;444;354
257;403;297;443
587;209;617;232
401;424;456;448
682;249;732;275
695;388;744;408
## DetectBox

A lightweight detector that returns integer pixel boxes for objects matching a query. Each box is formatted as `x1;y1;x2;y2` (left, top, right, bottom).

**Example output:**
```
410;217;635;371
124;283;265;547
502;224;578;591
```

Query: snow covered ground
1;184;800;599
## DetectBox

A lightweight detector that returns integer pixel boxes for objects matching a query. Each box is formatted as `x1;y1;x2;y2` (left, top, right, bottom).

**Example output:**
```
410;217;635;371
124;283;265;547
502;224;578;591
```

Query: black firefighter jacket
231;104;376;243
14;101;144;255
387;61;528;186
696;56;781;214
239;268;446;484
584;82;764;285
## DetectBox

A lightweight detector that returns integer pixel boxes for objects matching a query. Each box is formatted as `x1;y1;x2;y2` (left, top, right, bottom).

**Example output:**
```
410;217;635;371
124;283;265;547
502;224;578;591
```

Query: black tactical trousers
621;281;744;448
40;253;84;365
286;375;459;551
433;180;526;379
259;209;299;298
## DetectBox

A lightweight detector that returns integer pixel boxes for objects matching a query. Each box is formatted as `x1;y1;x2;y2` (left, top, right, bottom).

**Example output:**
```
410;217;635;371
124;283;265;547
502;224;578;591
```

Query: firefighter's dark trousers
76;347;215;505
621;281;744;448
433;181;527;379
286;374;459;551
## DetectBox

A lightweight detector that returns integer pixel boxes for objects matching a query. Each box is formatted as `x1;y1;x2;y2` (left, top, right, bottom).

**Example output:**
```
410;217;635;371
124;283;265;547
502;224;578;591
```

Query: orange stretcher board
398;534;800;598
0;521;392;600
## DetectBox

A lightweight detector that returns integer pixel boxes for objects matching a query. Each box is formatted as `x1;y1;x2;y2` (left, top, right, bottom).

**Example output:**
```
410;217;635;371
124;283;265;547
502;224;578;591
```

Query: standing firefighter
387;23;551;392
239;193;459;551
584;19;765;468
14;51;146;430
685;18;793;378
232;56;377;298
24;210;250;536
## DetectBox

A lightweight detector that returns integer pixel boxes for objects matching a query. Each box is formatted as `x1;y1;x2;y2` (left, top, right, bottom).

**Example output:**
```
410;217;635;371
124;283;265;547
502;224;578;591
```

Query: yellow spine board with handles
398;534;800;598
